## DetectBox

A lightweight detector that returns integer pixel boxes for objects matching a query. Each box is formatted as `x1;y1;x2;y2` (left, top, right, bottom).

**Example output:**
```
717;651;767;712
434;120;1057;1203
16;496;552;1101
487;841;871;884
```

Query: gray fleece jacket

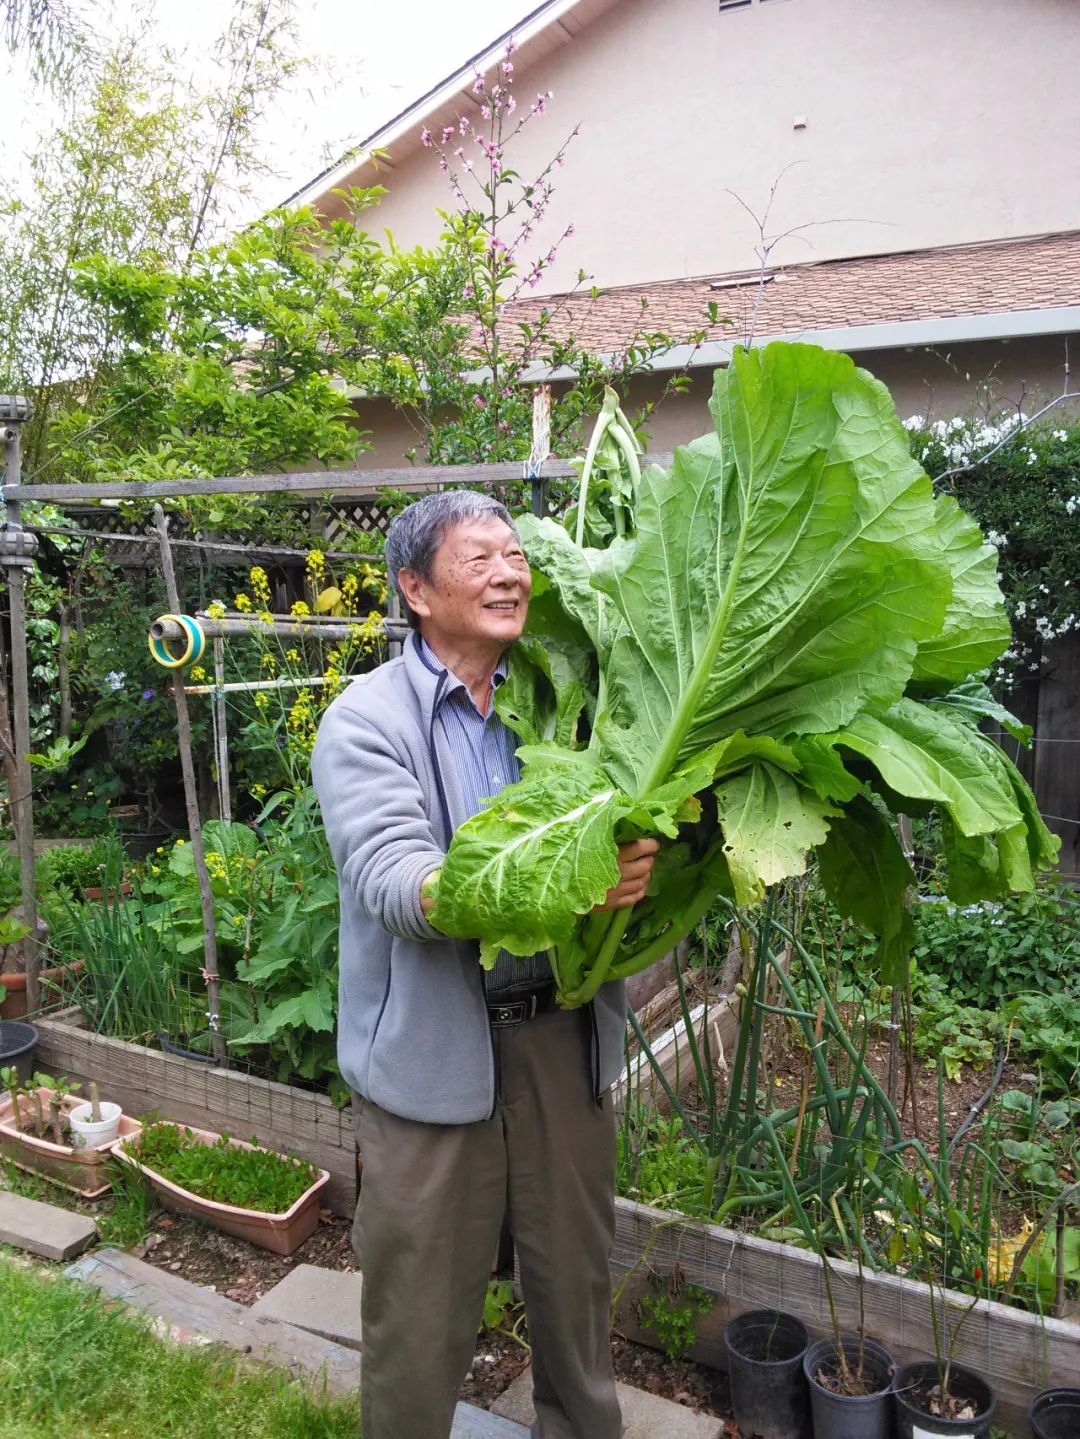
311;632;628;1125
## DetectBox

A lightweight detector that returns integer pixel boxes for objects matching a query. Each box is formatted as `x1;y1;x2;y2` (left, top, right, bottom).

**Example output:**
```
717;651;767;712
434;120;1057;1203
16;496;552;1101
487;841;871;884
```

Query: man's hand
594;837;660;911
420;867;441;918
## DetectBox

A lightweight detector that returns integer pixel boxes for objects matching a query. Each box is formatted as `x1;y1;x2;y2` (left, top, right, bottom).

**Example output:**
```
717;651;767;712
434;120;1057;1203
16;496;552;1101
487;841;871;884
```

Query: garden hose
147;614;206;670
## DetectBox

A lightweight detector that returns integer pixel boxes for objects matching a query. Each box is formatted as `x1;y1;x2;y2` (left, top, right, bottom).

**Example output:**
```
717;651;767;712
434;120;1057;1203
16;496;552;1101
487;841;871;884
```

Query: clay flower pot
0;1087;141;1197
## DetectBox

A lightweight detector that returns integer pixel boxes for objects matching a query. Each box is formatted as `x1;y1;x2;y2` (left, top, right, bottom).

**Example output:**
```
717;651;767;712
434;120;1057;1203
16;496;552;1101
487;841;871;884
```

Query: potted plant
1029;1389;1080;1439
892;1359;995;1439
112;1119;329;1255
69;1080;122;1148
0;1066;140;1197
725;1308;810;1439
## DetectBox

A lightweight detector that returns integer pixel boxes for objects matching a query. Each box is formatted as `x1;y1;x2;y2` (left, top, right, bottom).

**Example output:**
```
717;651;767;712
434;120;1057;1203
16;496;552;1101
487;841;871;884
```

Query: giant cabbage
428;343;1058;1006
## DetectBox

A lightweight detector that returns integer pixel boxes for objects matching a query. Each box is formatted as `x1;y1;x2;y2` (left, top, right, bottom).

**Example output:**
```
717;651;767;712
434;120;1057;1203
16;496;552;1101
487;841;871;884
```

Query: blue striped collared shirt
420;636;551;994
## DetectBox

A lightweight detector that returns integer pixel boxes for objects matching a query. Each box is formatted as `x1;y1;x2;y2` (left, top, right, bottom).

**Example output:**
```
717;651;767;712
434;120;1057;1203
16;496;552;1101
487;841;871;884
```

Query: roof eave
282;0;609;212
519;305;1080;381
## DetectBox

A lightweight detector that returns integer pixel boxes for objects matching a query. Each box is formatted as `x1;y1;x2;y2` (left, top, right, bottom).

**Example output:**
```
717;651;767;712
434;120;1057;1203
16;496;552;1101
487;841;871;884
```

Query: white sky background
1;0;526;222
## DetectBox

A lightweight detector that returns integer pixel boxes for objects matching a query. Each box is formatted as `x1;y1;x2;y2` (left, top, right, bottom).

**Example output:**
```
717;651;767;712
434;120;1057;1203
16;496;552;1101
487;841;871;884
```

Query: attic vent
709;272;776;291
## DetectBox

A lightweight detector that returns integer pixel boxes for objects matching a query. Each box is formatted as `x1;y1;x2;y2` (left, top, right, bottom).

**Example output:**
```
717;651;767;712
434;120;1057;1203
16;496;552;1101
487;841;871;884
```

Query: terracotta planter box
113;1124;330;1256
0;1088;141;1198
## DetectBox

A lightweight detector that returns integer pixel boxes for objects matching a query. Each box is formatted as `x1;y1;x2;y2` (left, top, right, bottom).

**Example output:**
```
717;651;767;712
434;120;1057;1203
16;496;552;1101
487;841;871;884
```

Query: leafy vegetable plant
429;343;1057;1004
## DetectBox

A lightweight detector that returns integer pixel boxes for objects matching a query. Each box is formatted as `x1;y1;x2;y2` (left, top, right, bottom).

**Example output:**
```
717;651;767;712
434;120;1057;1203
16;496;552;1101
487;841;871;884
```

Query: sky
0;0;528;220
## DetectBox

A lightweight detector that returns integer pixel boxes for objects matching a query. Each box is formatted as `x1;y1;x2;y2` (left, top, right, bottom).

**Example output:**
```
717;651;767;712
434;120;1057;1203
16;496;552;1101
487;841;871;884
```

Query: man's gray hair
384;490;518;629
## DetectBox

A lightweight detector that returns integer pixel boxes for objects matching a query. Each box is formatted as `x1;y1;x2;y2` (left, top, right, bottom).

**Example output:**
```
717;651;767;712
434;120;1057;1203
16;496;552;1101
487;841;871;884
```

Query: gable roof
504;230;1080;375
283;0;616;212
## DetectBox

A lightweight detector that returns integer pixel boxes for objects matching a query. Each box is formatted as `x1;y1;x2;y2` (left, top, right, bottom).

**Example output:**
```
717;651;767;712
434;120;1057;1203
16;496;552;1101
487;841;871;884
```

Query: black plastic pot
0;1020;39;1082
725;1308;810;1439
157;1031;216;1065
1030;1389;1080;1439
803;1336;894;1439
893;1360;995;1439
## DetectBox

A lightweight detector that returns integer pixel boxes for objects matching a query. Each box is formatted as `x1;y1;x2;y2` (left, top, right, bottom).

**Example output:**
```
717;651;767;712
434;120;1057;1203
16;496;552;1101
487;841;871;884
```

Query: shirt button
491;773;502;785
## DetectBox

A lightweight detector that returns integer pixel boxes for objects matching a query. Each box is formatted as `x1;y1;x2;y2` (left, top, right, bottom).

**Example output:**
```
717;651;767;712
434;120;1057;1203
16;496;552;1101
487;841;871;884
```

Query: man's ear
397;568;432;620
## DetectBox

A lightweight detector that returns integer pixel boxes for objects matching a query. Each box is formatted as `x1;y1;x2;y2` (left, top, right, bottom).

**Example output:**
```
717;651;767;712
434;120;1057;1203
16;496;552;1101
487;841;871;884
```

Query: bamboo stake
152;506;227;1065
212;636;231;822
1;404;39;1014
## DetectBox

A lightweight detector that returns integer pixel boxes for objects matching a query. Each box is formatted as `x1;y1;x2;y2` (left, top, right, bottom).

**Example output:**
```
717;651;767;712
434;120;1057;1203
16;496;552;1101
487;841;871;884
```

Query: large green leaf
714;763;840;906
429;343;1049;1006
832;697;1023;836
817;797;915;984
910;495;1011;687
588;345;952;795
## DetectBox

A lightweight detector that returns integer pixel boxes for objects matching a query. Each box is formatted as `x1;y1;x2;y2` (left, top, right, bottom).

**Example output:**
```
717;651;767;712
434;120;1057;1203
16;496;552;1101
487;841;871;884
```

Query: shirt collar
419;636;508;712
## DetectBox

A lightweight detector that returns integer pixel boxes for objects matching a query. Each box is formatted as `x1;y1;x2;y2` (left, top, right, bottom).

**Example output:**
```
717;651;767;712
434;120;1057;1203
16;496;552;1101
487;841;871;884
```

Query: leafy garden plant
428;343;1058;1005
125;1121;318;1214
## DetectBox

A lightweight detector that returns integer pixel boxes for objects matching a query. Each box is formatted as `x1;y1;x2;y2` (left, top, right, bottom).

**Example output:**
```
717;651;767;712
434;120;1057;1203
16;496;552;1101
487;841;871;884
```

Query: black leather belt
486;983;560;1027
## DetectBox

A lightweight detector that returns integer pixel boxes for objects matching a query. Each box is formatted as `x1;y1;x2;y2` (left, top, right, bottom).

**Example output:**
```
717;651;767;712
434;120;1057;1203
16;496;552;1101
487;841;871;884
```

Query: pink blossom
501;60;513;75
420;127;432;147
459;115;470;134
438;156;448;171
472;73;485;93
441;126;455;142
499;420;513;432
555;154;565;166
481;105;491;119
463;283;475;299
506;95;516;114
506;38;517;55
492;84;502;99
463;159;473;171
546;247;558;264
565;222;576;236
473;394;487;408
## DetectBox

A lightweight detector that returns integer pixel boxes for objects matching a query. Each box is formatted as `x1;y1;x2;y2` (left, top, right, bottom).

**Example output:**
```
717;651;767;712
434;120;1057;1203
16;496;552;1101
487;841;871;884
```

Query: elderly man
312;491;656;1439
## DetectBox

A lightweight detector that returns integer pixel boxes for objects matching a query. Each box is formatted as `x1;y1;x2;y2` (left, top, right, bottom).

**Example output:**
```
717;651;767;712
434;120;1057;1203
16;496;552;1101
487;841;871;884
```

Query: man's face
400;517;531;650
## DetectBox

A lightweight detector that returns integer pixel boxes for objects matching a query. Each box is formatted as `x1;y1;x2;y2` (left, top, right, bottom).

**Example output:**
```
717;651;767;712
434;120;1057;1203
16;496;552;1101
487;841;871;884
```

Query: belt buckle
489;995;536;1027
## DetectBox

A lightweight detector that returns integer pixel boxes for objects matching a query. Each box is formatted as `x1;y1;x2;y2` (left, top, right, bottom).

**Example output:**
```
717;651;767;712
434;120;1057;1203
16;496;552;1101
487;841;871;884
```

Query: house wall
351;333;1080;469
337;0;1080;294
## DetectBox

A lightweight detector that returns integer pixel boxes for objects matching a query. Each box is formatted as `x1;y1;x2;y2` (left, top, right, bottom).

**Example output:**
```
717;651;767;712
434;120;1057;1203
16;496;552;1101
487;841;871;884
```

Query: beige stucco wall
338;0;1080;294
351;334;1080;469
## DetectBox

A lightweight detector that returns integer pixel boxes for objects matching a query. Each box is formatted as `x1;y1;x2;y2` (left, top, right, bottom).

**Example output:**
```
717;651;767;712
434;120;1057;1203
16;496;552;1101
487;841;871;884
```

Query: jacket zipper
424;659;498;1119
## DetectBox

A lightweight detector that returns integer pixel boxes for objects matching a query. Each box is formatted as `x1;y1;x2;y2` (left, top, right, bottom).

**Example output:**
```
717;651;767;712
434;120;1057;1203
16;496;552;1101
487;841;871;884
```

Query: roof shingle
500;231;1080;357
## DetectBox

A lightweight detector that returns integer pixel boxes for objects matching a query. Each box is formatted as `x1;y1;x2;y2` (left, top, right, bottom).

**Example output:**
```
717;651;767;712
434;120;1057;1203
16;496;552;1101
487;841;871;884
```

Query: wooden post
529;385;551;518
1;398;40;1014
153;506;227;1066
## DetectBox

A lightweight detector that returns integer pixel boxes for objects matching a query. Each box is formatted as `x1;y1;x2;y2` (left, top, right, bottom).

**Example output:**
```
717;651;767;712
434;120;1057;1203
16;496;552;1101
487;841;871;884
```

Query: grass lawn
0;1255;360;1438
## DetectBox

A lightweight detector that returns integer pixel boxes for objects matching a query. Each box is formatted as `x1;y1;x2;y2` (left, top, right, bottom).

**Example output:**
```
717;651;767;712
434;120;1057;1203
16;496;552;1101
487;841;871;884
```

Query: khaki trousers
352;1007;623;1439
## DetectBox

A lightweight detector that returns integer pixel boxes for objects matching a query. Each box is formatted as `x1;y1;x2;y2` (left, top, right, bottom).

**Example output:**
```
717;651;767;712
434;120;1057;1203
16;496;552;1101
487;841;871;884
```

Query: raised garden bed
602;1196;1080;1437
33;1008;357;1214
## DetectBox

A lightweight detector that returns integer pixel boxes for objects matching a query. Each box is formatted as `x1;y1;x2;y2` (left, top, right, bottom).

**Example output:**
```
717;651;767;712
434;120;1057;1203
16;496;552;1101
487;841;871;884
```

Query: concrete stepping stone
66;1247;362;1394
492;1367;724;1438
251;1262;363;1349
0;1189;97;1261
451;1404;530;1437
66;1248;526;1434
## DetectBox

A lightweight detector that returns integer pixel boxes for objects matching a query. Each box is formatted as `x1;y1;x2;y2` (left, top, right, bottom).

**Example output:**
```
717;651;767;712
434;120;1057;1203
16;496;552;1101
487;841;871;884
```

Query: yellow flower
250;566;271;606
175;838;185;846
232;914;244;927
251;783;267;799
290;600;311;617
206;601;226;620
305;550;325;581
254;693;269;711
189;665;207;682
235;593;252;613
257;609;274;625
261;652;278;674
286;648;301;663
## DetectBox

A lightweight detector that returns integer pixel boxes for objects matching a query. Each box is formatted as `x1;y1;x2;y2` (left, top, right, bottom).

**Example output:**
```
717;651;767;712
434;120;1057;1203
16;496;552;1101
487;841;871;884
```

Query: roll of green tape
148;614;206;670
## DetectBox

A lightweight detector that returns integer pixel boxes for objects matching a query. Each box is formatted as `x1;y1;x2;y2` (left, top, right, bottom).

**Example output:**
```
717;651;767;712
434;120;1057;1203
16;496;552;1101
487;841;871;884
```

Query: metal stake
153;506;227;1065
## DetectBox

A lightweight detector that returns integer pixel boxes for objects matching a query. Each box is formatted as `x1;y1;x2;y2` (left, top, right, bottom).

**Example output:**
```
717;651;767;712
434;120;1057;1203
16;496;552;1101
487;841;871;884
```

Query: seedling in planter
125;1122;318;1214
0;1066;23;1124
33;1073;79;1145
